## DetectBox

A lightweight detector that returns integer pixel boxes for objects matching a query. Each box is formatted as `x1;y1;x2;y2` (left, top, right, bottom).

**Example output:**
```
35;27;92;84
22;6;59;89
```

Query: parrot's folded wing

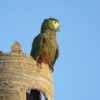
30;34;43;60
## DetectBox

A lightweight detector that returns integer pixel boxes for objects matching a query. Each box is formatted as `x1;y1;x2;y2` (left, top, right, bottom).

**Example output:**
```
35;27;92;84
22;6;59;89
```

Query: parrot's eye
54;21;56;23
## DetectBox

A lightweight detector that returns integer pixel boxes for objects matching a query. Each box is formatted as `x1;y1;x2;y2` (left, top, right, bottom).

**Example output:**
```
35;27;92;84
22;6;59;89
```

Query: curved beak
57;25;60;31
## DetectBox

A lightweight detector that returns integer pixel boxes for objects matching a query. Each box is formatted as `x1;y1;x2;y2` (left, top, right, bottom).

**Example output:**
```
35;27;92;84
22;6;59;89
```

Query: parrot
30;18;60;72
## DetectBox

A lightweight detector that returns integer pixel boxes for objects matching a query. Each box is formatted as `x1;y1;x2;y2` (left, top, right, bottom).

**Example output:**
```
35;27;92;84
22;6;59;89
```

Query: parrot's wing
51;46;59;71
30;34;43;60
55;46;59;60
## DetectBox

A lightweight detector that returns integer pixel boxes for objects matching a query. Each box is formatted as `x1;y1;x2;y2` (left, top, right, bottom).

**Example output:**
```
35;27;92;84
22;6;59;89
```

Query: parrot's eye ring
54;21;56;23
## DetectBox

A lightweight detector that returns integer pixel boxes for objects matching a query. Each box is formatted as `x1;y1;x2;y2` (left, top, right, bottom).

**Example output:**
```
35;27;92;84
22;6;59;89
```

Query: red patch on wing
38;52;51;66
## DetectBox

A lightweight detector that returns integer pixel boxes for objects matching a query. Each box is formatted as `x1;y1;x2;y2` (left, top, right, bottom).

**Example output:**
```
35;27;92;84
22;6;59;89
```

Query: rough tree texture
0;42;54;100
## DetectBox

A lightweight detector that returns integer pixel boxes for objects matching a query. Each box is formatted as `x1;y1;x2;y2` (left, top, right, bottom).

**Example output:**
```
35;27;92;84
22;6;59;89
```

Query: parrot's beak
57;25;60;31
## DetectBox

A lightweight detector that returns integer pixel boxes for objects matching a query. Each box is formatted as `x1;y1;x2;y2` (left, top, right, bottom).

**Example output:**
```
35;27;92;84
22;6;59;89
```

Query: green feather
31;18;59;72
31;31;59;71
41;18;59;33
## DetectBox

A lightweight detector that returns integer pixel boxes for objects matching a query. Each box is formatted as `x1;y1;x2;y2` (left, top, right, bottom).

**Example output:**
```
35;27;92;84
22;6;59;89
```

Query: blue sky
0;0;100;100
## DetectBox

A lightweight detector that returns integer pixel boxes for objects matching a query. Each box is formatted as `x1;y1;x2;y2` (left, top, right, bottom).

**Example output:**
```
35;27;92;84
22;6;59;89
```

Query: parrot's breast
38;32;58;66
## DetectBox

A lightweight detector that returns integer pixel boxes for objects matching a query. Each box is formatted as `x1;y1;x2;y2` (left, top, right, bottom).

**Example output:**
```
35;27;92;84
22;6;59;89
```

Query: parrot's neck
44;29;56;37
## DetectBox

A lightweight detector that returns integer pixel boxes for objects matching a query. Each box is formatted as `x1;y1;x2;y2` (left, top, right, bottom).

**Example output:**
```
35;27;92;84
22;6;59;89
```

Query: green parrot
30;18;60;72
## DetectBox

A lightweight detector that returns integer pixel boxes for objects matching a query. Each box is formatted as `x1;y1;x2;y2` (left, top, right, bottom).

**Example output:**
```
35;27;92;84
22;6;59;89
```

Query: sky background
0;0;100;100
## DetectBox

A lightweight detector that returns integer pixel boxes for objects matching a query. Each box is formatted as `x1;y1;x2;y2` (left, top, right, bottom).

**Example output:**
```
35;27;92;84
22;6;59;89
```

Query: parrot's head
41;18;60;33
